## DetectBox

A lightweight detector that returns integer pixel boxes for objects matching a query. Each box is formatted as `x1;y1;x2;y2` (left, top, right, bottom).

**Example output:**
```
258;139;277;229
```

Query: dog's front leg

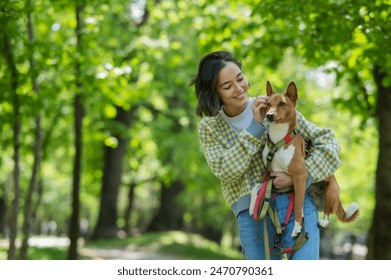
291;176;307;238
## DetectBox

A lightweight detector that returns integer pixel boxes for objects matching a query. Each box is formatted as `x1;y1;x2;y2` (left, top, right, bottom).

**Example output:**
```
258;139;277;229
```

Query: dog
260;81;359;237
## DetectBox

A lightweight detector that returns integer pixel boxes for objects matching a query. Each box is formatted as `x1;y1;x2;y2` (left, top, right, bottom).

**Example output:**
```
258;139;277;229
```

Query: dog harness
253;129;309;259
265;129;297;172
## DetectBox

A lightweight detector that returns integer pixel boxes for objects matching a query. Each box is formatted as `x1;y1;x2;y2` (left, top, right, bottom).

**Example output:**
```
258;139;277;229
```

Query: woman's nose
233;82;242;92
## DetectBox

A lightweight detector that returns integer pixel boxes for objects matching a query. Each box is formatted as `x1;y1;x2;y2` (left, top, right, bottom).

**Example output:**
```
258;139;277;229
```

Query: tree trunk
92;107;136;240
0;197;6;237
367;65;391;259
3;32;20;260
145;95;187;233
146;180;185;232
123;182;136;236
68;4;84;260
19;0;43;260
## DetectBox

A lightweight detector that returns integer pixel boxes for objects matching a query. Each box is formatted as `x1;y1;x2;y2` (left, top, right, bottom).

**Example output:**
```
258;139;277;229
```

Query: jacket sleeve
296;112;341;187
198;118;266;182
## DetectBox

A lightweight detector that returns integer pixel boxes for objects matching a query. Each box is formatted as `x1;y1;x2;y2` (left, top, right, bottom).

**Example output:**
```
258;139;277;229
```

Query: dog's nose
266;113;274;122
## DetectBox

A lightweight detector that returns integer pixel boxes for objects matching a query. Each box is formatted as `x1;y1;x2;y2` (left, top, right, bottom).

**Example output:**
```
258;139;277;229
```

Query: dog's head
265;81;298;124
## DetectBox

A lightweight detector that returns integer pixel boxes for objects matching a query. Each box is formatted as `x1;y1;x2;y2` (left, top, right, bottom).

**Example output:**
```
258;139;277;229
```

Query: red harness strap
252;180;268;220
271;192;295;231
283;133;294;143
285;193;295;226
265;191;297;259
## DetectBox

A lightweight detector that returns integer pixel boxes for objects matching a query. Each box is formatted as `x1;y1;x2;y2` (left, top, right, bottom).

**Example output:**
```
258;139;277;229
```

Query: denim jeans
237;192;320;260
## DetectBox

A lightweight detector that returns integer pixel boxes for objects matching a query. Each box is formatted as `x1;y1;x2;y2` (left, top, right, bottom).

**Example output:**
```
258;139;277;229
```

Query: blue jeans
237;193;320;260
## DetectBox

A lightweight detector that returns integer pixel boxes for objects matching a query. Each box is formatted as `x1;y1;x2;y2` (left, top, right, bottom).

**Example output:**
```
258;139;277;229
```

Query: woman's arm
296;112;341;187
198;117;266;182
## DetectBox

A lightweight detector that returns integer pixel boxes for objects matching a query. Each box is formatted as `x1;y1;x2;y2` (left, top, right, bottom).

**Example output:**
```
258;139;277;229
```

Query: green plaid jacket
198;112;341;216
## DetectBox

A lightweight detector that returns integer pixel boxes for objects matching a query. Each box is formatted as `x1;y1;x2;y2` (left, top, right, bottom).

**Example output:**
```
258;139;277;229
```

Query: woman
190;50;340;260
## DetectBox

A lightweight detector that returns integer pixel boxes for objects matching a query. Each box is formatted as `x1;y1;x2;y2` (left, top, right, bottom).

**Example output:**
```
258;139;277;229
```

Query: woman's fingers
270;172;293;189
252;96;269;122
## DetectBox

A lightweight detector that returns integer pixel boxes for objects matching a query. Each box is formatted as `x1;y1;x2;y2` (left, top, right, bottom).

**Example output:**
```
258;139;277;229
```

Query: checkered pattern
198;111;341;208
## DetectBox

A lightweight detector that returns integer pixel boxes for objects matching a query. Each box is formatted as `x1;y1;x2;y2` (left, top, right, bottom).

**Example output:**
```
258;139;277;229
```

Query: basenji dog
258;81;359;238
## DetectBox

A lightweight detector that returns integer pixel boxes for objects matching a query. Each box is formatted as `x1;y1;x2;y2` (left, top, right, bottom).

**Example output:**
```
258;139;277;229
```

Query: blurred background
0;0;389;260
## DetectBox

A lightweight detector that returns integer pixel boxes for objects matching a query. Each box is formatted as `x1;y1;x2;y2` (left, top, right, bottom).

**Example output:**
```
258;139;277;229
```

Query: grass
0;231;244;260
0;246;68;260
85;231;244;260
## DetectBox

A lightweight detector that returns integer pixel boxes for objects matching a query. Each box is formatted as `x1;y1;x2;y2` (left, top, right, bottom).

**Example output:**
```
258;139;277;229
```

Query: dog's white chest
262;144;295;173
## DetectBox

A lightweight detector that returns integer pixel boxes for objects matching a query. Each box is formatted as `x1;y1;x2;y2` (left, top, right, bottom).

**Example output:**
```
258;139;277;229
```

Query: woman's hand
270;172;293;189
252;96;269;123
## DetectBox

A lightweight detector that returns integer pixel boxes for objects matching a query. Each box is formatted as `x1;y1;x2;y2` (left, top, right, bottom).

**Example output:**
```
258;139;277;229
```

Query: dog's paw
291;221;302;238
318;215;329;228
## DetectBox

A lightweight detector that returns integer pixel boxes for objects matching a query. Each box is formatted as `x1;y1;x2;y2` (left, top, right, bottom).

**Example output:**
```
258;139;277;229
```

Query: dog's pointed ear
286;81;298;104
266;81;275;97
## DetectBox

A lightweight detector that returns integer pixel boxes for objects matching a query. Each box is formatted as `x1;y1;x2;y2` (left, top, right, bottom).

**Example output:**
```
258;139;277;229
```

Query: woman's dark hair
190;51;242;117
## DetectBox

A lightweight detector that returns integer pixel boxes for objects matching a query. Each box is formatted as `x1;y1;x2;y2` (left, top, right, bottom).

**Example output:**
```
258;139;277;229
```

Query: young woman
190;50;341;260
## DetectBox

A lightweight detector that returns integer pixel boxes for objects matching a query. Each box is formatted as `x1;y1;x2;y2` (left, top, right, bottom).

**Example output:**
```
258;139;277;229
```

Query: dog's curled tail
336;202;360;223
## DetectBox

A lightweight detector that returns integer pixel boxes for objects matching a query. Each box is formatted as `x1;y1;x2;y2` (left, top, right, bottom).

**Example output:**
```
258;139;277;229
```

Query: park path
1;236;179;260
81;247;179;260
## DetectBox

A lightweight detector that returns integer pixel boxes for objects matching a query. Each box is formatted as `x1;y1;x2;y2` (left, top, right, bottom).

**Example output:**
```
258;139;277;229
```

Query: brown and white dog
261;81;359;238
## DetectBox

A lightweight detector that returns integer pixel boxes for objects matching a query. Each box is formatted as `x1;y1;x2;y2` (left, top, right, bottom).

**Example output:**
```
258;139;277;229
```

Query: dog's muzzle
266;113;275;122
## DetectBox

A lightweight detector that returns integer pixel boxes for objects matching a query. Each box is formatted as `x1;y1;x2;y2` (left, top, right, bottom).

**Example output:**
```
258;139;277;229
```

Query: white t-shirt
219;97;255;134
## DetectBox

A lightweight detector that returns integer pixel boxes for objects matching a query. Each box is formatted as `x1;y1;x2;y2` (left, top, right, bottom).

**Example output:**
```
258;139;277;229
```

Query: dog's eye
279;101;285;106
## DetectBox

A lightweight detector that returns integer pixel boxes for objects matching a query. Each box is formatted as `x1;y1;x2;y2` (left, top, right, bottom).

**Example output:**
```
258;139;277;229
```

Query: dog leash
252;178;309;260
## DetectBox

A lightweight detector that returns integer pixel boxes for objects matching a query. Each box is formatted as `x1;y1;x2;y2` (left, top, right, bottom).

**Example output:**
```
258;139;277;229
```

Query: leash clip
273;233;282;248
280;223;287;233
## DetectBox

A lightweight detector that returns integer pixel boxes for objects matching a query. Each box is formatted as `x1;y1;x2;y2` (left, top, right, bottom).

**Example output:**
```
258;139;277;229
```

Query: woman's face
217;61;249;117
